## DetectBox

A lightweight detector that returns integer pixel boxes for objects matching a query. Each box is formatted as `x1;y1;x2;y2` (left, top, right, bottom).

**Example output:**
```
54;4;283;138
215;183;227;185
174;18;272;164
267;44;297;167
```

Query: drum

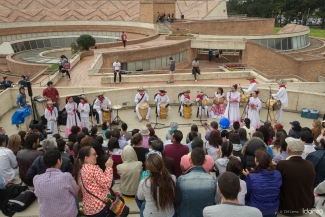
265;99;282;111
160;103;168;119
183;102;192;119
138;102;148;120
213;98;225;104
201;99;209;106
102;108;111;123
240;94;250;104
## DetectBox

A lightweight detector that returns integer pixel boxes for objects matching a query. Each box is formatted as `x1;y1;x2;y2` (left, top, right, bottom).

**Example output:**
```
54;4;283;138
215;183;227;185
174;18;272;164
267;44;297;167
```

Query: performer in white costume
134;87;151;122
44;100;58;136
78;95;90;129
272;80;288;123
65;96;82;137
93;92;114;125
224;84;241;124
209;87;226;119
196;90;209;118
179;90;191;117
155;89;170;117
243;75;258;94
247;90;262;129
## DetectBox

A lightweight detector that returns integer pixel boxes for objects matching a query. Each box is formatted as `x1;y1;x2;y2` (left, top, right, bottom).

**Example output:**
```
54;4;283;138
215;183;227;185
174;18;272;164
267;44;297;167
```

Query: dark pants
114;71;121;83
209;56;212;62
86;205;115;217
59;65;71;78
192;67;200;80
122;41;126;47
21;178;33;187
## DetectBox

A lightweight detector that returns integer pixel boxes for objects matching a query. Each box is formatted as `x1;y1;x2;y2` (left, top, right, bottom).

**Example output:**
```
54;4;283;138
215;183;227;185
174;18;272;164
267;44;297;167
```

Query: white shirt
196;94;208;102
155;94;170;104
272;87;288;107
113;62;121;71
134;93;149;104
93;97;111;110
181;94;191;103
0;147;18;181
78;103;90;117
301;144;316;159
214;93;225;99
243;82;257;94
192;60;199;67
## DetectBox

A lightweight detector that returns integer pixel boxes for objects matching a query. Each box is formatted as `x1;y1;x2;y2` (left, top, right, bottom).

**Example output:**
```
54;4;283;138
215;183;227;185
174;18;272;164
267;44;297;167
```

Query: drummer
196;90;209;118
272;79;288;123
155;89;170;117
243;75;258;94
208;87;226;119
93;92;114;126
179;90;191;117
134;87;151;122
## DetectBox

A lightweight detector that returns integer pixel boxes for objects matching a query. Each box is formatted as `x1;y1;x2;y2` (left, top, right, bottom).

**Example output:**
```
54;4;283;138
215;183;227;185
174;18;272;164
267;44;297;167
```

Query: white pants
180;105;184;116
198;106;208;116
276;106;283;123
47;121;58;135
80;116;89;129
136;105;151;120
157;105;170;117
96;109;115;124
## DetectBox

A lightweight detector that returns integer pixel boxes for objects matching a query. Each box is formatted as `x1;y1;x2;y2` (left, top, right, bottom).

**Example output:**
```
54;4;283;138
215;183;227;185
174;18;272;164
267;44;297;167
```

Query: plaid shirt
33;168;79;217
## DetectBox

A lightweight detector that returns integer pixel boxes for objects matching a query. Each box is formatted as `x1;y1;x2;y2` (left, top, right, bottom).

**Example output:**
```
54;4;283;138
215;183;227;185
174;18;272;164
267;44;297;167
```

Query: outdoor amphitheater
0;0;325;216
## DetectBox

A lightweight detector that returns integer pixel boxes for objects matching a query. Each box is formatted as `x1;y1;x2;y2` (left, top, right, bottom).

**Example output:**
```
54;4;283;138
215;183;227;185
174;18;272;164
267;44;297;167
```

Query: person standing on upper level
121;31;127;48
113;57;122;85
167;57;175;84
43;81;60;112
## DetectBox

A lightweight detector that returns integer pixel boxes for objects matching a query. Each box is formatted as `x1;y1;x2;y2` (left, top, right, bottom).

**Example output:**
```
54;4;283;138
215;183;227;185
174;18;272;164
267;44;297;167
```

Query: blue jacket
170;60;175;71
208;50;213;56
176;166;216;217
16;93;27;107
246;169;282;215
306;147;325;188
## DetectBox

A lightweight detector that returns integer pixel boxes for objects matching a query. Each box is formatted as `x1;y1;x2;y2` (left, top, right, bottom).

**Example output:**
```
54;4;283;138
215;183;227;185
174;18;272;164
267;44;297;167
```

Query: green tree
315;0;325;29
76;34;96;51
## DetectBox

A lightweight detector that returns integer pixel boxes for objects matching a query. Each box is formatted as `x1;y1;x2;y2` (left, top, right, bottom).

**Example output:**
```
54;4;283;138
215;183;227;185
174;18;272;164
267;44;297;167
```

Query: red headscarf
184;94;190;100
159;93;165;96
196;94;203;100
250;79;257;84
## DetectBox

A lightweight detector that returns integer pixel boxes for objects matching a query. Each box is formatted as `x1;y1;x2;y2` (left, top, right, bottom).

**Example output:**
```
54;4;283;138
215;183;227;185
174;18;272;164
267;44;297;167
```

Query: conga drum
102;108;111;123
138;102;148;120
240;94;250;104
265;99;282;111
213;98;219;104
183;102;192;119
160;103;168;119
201;99;209;106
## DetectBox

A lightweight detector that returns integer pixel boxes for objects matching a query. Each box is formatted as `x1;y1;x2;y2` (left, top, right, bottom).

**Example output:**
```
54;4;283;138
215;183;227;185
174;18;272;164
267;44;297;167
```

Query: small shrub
76;34;96;51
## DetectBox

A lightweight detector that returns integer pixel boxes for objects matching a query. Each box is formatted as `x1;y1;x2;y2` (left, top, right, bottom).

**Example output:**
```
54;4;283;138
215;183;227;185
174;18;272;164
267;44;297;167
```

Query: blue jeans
75;196;80;217
135;195;145;217
53;102;59;113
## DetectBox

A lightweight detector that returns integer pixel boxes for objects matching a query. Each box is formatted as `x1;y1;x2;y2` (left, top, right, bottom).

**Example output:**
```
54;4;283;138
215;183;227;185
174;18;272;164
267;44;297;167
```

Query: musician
272;80;288;123
224;84;241;124
179;90;191;117
247;90;262;129
44;100;58;136
78;95;90;129
196;90;209;118
134;87;151;122
243;76;258;94
93;92;114;126
65;96;81;137
155;89;170;117
209;87;226;119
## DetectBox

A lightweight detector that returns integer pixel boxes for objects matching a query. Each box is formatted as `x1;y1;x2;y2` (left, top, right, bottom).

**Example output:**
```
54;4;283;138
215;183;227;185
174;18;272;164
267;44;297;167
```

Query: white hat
140;126;149;136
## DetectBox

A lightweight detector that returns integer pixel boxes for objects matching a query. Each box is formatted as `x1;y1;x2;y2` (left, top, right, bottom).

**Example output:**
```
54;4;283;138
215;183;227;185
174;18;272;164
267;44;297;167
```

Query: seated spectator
132;133;149;169
90;126;98;139
121;123;132;141
181;138;214;174
107;137;123;180
27;138;73;180
242;149;282;216
128;129;140;145
73;132;86;158
18;131;27;148
57;138;74;165
101;122;110;140
301;127;312;134
273;137;289;164
117;145;142;197
316;128;325;144
264;121;275;144
203;172;262;217
74;146;115;216
204;121;219;140
205;130;222;160
95;135;103;145
252;131;273;157
257;125;271;145
7;134;22;156
33;149;79;217
166;122;178;140
112;129;128;149
270;131;286;157
187;131;198;152
148;136;157;150
0;127;8;146
103;130;112;150
276;128;287;136
229;133;242;157
151;140;175;175
0;135;18;181
17;134;42;186
312;120;322;145
215;141;241;178
221;130;229;141
68;126;80;143
242;118;255;139
314;179;325;216
136;154;176;217
239;128;248;146
89;139;108;172
273;123;284;133
80;137;92;148
300;131;316;159
66;141;74;156
241;137;267;171
81;127;89;136
186;124;202;143
140;126;150;149
148;127;158;140
32;129;44;142
163;132;185;146
0;173;9;196
277;137;316;215
230;121;240;133
288;121;301;139
176;148;216;217
306;138;325;188
164;130;189;178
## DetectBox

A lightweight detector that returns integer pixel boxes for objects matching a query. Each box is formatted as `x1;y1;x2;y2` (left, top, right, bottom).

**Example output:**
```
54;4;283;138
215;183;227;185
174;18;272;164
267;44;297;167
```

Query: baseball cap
289;121;300;127
285;137;304;153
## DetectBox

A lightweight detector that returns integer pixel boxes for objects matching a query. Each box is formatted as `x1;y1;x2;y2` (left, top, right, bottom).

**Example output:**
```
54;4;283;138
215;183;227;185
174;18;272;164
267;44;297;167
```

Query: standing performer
179;90;191;117
209;87;226;119
224;84;241;124
44;100;58;136
243;75;258;94
135;87;151;122
196;90;209;118
272;80;288;123
247;90;262;129
78;95;90;129
155;89;170;117
93;93;114;126
65;96;81;137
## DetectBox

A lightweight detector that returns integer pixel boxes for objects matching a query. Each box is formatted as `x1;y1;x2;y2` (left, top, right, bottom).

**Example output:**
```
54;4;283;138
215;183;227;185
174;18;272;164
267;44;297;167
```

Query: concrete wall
89;54;103;75
203;0;228;20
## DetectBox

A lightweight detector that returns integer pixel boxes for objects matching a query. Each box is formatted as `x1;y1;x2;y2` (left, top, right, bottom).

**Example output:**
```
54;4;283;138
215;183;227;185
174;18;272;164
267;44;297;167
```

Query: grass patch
44;63;60;73
274;27;325;38
274;27;282;34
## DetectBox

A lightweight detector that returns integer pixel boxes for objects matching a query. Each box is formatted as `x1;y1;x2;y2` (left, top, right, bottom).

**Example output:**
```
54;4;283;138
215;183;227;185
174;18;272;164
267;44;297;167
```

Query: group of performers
43;76;288;137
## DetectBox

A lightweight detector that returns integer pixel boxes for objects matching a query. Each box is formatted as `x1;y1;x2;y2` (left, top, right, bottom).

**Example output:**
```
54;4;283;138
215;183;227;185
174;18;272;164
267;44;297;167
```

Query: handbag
63;62;70;69
80;174;129;217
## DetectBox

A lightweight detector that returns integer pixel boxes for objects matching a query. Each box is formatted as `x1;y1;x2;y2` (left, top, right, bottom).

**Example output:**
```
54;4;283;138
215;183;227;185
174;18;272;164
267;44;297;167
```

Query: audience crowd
1;118;325;217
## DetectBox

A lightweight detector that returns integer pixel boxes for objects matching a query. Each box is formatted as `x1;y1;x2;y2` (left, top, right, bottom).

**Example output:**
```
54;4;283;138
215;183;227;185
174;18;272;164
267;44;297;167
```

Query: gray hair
42;138;57;152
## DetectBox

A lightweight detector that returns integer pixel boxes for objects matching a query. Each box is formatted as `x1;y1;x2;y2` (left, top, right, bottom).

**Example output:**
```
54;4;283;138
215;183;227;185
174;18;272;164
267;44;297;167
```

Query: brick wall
140;0;175;23
171;19;274;35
